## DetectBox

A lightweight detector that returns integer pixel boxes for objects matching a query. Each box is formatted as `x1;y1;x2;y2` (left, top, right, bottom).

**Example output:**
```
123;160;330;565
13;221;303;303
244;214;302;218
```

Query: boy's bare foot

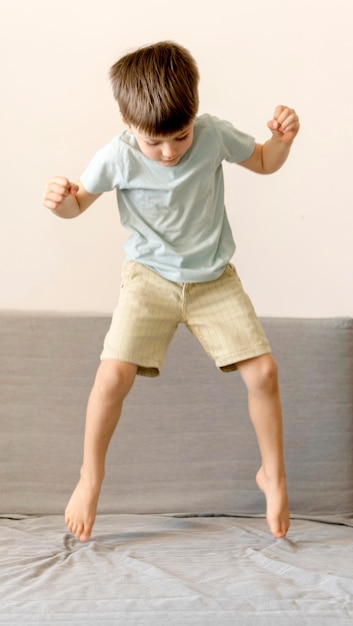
256;466;290;539
65;472;102;542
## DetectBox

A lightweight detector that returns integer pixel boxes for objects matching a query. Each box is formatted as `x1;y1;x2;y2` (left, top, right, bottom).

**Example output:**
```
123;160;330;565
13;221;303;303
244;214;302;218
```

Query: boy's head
109;41;199;136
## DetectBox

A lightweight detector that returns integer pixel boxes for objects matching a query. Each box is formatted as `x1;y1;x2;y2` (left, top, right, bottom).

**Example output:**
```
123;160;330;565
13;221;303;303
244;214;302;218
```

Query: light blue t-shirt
80;114;255;283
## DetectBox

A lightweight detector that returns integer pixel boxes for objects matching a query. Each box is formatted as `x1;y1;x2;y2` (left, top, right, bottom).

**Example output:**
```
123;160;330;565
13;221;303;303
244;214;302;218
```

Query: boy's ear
120;114;132;132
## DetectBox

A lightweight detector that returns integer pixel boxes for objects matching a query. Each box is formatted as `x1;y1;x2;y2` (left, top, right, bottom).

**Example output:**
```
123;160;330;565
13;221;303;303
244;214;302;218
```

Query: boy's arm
239;105;300;174
43;177;101;218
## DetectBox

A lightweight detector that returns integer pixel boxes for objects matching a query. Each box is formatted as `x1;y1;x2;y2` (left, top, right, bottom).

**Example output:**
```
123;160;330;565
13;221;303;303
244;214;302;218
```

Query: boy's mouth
160;156;179;166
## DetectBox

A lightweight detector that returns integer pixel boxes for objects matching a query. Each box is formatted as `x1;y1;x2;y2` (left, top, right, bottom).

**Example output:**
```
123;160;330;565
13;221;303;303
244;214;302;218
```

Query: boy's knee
239;354;279;394
94;360;137;401
258;355;278;392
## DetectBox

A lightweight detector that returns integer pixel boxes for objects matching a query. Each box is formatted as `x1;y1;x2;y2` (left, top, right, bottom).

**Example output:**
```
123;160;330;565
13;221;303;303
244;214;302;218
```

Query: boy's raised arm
240;105;300;175
43;177;101;218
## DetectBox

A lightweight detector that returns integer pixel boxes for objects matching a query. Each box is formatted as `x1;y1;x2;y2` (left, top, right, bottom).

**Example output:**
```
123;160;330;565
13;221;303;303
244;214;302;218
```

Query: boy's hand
43;176;79;211
267;106;300;144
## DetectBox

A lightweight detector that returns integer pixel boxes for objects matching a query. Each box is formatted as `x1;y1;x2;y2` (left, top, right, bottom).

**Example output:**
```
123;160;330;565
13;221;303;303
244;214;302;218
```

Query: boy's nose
162;142;177;158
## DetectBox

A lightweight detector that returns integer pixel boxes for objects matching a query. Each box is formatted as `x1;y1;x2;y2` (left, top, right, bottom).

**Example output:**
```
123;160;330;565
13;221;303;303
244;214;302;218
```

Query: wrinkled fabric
1;514;353;625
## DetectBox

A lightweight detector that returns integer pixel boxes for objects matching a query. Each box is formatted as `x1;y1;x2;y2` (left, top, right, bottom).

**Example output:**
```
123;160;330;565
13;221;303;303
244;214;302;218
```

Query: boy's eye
145;133;189;146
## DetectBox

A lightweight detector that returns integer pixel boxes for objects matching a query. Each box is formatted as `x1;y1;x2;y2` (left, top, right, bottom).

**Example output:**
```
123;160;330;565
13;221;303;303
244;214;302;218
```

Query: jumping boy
43;41;300;543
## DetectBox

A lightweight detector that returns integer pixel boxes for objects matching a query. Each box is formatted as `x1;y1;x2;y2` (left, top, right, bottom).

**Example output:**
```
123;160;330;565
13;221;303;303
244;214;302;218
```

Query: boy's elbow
240;144;275;175
256;145;281;175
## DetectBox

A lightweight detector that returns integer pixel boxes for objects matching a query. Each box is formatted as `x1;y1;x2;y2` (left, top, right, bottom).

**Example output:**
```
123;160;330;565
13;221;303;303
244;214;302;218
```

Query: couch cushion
0;313;352;517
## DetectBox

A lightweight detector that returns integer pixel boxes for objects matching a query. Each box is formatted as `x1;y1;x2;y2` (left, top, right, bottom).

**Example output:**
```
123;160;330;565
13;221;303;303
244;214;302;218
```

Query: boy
43;41;300;543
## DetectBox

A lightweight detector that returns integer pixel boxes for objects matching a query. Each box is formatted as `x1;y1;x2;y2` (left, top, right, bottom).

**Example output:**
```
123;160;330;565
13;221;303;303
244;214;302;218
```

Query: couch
1;312;352;625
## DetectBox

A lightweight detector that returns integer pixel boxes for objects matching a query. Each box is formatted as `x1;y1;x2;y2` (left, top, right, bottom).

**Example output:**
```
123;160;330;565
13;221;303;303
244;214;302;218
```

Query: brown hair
109;41;199;135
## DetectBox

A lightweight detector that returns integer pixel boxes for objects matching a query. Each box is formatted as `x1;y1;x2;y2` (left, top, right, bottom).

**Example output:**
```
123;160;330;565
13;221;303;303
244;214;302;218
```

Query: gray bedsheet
1;513;353;625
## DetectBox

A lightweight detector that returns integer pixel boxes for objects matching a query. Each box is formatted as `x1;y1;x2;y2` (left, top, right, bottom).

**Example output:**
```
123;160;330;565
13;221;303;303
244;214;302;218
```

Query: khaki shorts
101;260;271;377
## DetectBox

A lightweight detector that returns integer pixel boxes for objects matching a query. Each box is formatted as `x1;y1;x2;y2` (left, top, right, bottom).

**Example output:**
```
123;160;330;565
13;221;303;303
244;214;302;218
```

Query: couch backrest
1;313;352;518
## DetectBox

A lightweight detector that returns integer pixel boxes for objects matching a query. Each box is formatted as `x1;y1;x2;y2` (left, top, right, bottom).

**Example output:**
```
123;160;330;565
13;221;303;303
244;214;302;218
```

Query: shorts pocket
120;260;136;287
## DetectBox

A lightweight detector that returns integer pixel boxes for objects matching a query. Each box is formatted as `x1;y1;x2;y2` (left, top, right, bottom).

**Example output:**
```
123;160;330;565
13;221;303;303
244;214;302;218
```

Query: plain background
1;0;352;316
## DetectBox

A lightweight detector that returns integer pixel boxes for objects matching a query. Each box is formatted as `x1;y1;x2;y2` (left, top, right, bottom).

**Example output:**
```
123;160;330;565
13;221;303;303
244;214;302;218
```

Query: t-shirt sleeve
213;117;255;163
80;137;124;194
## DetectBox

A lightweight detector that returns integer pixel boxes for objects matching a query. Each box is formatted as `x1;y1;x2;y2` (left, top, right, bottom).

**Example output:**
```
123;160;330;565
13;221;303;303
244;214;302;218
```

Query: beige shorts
101;260;271;377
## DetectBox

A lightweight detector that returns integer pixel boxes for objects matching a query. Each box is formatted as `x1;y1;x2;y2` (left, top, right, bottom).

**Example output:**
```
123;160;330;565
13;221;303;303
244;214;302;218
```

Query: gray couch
1;312;353;625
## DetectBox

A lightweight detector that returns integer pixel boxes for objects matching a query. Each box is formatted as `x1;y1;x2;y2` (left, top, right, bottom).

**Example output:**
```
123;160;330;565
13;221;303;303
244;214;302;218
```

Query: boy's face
124;120;194;167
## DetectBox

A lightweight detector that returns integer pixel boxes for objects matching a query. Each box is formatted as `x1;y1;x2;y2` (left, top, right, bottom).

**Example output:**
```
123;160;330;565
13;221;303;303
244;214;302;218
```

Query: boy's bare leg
237;354;290;539
65;360;137;542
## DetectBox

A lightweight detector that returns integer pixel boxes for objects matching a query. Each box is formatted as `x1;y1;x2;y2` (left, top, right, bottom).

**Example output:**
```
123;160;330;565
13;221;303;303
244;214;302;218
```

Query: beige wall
1;0;352;315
